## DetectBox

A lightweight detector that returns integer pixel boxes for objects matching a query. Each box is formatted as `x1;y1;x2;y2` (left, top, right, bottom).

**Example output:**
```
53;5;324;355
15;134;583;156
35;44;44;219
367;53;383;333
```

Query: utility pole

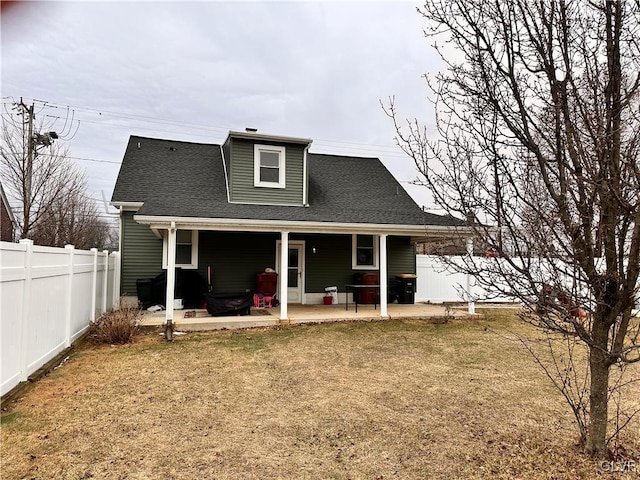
13;98;58;239
15;99;35;239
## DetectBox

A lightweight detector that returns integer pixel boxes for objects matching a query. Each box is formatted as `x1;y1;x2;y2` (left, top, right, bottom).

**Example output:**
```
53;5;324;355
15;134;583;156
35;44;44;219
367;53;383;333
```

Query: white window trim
162;230;198;269
254;144;286;188
352;234;379;270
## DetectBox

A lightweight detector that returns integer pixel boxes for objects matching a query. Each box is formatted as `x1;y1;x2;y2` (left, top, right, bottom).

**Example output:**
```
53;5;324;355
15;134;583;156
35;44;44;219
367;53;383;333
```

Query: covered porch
139;302;475;331
133;217;475;333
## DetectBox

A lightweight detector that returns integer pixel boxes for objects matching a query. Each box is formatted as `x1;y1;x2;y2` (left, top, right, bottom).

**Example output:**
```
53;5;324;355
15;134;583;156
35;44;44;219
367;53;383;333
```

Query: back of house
111;129;465;318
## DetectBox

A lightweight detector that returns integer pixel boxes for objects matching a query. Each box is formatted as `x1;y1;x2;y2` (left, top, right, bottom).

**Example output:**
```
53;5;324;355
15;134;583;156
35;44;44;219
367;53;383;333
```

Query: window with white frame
254;144;286;188
352;234;378;269
163;230;198;269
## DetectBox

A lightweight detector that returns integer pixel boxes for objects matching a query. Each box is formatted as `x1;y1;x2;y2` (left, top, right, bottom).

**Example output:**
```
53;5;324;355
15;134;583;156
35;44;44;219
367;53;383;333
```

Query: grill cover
205;292;253;316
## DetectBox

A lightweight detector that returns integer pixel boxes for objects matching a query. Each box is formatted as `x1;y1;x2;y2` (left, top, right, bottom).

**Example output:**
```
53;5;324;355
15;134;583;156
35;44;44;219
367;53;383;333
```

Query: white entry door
276;241;304;303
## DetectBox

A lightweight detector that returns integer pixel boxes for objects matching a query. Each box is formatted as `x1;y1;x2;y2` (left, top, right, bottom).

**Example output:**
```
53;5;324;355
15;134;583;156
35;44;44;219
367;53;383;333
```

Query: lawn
1;309;638;479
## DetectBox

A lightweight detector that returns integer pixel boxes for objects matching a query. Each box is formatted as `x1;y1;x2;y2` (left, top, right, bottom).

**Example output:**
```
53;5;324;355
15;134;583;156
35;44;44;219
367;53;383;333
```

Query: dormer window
254;144;286;188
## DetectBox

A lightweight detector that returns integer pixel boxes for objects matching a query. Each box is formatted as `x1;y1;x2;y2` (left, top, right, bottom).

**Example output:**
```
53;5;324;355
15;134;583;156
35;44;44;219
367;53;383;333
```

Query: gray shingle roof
111;135;464;227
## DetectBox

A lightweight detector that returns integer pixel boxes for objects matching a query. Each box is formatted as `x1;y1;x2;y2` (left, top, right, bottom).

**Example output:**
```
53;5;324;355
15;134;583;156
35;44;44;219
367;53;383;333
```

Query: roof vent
169;147;176;151
245;127;258;133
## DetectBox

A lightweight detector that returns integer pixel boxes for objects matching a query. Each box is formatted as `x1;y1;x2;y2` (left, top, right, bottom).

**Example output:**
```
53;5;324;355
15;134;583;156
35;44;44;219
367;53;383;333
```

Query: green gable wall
120;211;163;295
228;138;305;205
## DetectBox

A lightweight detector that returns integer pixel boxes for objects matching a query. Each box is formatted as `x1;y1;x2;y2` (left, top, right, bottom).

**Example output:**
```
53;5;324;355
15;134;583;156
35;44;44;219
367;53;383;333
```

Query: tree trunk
585;320;611;458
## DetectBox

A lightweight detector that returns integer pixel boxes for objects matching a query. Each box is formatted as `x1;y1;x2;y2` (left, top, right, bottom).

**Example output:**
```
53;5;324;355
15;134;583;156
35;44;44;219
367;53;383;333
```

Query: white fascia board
302;144;309;206
226;130;313;146
132;214;471;237
227;200;307;207
110;201;143;211
220;145;231;202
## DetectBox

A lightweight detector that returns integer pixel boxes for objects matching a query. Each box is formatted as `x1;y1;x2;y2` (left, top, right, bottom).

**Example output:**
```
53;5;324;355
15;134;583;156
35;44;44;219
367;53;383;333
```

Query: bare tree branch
387;0;640;459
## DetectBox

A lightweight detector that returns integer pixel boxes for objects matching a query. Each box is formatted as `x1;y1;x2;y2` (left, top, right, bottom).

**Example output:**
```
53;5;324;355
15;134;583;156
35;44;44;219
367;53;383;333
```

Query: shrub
91;304;142;344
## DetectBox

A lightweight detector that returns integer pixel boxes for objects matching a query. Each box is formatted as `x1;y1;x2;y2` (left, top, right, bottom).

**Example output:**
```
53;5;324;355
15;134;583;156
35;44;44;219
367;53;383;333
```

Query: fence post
101;250;109;314
64;244;75;348
466;238;476;315
91;248;98;321
19;239;33;382
112;251;121;310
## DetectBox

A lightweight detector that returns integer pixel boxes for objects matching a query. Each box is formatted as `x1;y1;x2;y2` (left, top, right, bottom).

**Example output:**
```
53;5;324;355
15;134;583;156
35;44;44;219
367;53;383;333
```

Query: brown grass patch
1;310;638;479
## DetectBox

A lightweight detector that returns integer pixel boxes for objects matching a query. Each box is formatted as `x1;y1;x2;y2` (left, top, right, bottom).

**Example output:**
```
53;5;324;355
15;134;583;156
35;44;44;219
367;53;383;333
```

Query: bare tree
29;191;112;250
1;101;111;250
385;0;640;458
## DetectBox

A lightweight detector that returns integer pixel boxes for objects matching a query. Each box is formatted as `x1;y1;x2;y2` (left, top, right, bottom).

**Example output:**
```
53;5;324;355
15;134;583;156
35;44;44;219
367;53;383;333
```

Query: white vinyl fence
416;254;638;306
416;254;515;304
1;240;120;397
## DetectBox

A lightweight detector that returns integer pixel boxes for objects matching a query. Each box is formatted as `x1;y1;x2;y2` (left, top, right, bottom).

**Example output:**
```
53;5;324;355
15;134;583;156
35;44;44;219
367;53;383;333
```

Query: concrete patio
139;302;477;331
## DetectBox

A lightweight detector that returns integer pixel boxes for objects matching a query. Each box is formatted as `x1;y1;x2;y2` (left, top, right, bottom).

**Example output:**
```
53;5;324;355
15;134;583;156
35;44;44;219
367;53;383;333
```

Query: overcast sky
1;1;442;217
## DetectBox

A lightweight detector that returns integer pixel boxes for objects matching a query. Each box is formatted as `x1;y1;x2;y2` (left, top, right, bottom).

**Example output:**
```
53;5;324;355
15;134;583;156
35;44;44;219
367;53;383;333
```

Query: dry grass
1;309;639;479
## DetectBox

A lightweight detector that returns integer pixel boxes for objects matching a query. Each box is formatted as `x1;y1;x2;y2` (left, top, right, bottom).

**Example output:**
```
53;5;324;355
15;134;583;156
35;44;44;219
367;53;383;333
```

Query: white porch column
466;237;475;315
380;234;388;318
165;222;177;333
279;231;289;320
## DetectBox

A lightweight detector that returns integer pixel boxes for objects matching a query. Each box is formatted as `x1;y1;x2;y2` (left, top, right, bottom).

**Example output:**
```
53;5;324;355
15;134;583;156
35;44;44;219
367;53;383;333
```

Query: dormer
222;129;313;206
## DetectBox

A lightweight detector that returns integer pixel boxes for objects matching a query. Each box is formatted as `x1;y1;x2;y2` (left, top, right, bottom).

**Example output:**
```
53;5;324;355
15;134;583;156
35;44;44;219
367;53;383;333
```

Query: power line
34;152;121;165
11;97;409;155
33;99;232;134
42;114;221;141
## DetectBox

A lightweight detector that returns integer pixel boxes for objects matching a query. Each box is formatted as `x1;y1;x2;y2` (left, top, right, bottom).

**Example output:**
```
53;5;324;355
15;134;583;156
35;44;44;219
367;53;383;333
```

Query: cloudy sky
2;1;442;217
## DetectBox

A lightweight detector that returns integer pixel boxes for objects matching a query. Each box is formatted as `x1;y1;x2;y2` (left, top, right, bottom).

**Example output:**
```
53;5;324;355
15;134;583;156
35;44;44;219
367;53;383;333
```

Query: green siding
197;231;279;293
120;211;163;295
303;234;352;292
303;234;415;293
387;236;416;279
229;138;304;205
119;225;415;298
196;232;415;295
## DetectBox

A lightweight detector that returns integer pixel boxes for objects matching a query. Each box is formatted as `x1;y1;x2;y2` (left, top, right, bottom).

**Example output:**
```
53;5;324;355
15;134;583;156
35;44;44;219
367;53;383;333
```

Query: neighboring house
111;129;468;322
0;181;16;242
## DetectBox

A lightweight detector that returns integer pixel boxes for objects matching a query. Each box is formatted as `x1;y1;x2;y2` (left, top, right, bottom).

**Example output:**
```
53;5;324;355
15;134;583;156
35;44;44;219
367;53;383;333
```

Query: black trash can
136;278;154;309
395;275;417;304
